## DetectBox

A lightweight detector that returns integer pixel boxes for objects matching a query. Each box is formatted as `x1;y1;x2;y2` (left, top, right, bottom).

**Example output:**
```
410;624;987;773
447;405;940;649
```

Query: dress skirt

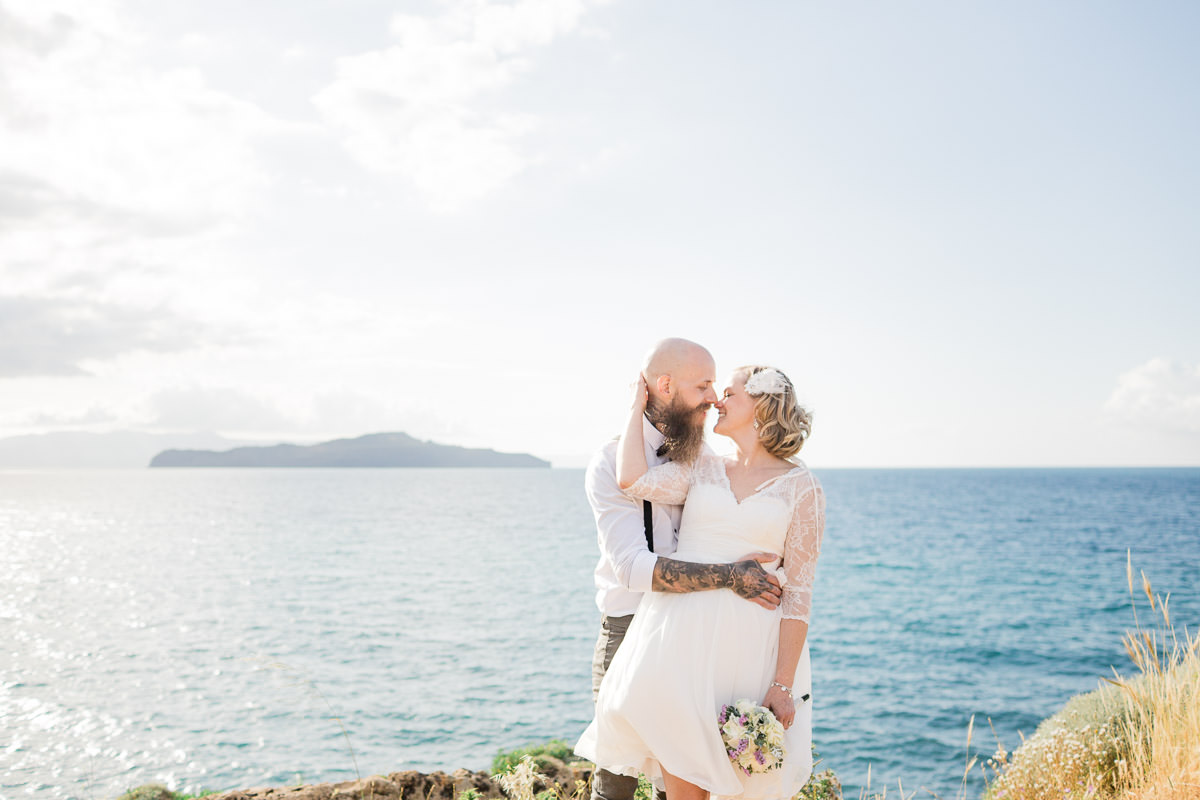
575;586;812;800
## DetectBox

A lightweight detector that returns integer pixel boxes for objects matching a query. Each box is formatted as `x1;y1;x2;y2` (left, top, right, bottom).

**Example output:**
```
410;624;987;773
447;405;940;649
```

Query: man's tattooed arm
651;556;783;610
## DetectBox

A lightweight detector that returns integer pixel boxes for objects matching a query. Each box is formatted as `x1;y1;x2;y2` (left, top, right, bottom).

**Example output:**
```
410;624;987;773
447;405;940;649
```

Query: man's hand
729;552;782;610
630;373;649;411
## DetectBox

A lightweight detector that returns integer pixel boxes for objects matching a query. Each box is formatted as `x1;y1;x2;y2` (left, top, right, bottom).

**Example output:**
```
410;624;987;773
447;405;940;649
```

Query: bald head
642;338;716;407
644;338;712;381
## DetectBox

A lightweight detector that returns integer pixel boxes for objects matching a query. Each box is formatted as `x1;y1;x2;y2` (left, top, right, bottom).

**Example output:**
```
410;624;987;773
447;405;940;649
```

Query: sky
0;0;1197;467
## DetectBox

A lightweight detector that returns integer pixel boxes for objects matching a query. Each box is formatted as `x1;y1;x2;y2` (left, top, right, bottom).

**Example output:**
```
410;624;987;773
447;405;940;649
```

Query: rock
450;768;499;798
331;776;399;798
386;770;424;796
282;786;334;800
429;770;460;800
382;770;463;800
533;756;568;780
194;762;590;800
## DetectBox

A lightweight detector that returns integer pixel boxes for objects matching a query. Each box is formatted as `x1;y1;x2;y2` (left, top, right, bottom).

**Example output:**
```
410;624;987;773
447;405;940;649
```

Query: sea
1;467;1197;800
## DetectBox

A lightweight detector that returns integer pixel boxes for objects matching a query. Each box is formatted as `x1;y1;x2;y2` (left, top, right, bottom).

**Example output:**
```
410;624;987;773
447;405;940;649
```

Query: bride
575;365;825;800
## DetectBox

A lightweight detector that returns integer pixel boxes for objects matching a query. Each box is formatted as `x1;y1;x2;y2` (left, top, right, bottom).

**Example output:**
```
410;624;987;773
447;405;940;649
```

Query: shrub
983;681;1133;799
115;787;216;800
116;787;176;800
795;767;842;800
493;740;580;775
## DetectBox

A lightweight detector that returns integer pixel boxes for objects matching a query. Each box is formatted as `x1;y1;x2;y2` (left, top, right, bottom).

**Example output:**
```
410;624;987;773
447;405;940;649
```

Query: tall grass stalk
251;657;361;781
1106;554;1200;799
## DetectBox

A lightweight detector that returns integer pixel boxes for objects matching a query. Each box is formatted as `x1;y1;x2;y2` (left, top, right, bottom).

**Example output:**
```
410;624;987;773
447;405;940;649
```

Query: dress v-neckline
720;460;801;505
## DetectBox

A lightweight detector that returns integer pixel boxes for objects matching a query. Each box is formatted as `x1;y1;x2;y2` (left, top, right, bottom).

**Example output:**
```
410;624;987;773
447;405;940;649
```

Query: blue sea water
0;467;1197;799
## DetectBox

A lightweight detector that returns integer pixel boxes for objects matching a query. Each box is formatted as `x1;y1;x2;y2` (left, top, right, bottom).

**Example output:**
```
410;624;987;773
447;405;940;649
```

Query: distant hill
0;430;261;469
149;432;550;468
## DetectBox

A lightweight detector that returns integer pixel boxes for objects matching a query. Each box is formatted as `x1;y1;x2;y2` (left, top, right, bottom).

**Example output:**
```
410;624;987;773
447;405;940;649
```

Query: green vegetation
115;786;215;800
633;774;655;800
796;767;842;800
491;742;843;800
491;739;585;775
115;787;175;800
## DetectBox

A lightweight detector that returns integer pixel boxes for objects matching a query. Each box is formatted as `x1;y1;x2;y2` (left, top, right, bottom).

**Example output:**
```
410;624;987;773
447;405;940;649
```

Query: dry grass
495;756;547;800
1107;557;1200;799
983;554;1200;800
850;761;916;800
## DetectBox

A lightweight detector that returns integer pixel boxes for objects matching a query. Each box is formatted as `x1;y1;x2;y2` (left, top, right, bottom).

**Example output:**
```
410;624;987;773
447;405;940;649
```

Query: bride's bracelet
769;681;793;697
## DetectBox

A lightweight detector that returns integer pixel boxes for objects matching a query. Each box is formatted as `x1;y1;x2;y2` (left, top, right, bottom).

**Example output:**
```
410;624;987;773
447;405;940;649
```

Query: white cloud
576;143;627;177
143;385;468;443
281;43;310;62
0;0;287;270
312;0;602;211
0;294;213;377
178;32;210;50
1105;357;1200;435
26;406;116;426
0;0;305;384
148;386;294;432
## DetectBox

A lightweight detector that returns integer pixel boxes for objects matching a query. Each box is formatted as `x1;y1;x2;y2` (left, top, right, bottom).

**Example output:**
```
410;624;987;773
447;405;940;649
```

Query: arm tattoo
651;558;734;593
651;557;775;601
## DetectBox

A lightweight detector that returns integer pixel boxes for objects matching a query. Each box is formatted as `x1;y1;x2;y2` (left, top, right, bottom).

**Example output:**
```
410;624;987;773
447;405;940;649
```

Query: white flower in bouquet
717;699;786;775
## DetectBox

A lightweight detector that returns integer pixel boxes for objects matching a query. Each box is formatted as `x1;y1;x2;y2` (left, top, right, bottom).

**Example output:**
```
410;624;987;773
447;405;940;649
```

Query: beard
646;395;709;463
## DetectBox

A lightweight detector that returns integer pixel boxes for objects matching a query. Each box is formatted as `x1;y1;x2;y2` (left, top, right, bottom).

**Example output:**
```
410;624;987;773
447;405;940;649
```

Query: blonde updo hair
738;365;812;459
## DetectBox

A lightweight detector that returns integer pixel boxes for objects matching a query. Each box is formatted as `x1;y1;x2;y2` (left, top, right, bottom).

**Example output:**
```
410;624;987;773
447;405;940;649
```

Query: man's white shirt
585;416;686;617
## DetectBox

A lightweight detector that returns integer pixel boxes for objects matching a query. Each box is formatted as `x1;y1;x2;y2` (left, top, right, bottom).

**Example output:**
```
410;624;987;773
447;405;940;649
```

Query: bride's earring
752;420;760;430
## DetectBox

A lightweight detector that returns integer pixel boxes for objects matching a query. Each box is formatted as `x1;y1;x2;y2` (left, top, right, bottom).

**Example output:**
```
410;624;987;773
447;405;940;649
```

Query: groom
585;337;783;800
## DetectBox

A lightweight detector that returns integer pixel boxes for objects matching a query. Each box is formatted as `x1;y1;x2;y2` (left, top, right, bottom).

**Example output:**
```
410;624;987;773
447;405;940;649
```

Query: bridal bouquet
718;699;786;775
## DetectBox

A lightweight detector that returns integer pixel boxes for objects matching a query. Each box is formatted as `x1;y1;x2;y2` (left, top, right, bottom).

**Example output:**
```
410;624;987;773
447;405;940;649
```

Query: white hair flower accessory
744;368;789;396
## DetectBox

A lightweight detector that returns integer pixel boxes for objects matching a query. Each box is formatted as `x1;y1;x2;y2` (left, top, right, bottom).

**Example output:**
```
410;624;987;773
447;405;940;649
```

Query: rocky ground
133;758;593;800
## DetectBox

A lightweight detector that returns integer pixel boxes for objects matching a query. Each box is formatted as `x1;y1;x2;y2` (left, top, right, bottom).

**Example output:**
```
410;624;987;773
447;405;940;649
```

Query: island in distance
149;432;550;468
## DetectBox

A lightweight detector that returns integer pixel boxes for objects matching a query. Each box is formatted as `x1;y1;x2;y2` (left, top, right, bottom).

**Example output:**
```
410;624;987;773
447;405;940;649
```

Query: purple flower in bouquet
717;699;787;776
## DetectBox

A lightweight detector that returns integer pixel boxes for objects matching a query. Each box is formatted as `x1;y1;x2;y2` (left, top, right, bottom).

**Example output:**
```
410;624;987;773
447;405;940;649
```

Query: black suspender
643;500;654;552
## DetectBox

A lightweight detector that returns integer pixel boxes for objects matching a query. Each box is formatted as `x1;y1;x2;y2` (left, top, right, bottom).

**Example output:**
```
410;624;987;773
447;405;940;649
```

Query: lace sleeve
623;460;693;505
780;471;826;622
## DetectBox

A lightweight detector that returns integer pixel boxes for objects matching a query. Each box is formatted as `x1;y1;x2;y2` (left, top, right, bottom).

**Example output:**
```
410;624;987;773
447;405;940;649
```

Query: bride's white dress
575;454;826;800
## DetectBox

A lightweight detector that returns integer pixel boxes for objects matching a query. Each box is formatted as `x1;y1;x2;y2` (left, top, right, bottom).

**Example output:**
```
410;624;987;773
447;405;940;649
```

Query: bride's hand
630;374;648;411
763;683;796;730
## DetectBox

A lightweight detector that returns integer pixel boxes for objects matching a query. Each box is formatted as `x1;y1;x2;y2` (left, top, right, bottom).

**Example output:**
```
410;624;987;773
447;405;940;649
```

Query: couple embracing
575;338;826;800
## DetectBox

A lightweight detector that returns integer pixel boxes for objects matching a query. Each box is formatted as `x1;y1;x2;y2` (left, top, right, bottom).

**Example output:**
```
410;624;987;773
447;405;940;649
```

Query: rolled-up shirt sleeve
586;447;659;594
